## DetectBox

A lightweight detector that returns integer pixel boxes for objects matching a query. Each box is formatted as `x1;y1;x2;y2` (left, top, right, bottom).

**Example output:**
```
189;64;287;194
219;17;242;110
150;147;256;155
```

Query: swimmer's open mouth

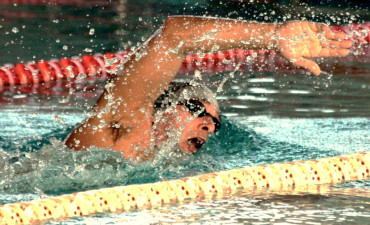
187;137;205;152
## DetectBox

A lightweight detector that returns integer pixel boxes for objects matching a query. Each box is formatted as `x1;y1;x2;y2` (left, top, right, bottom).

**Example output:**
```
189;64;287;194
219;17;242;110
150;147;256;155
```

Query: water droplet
52;115;65;124
59;97;69;103
12;27;19;33
76;73;87;80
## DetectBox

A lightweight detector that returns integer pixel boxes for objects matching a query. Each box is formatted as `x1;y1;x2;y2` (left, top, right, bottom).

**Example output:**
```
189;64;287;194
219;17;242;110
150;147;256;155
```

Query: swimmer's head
152;82;221;154
154;82;219;113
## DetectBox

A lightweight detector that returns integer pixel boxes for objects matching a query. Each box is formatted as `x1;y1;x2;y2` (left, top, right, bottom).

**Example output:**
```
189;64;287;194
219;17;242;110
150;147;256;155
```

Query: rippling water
0;1;369;224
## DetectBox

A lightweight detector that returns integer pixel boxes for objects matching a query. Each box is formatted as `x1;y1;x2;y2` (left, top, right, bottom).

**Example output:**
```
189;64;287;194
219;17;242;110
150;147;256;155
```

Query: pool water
0;1;369;224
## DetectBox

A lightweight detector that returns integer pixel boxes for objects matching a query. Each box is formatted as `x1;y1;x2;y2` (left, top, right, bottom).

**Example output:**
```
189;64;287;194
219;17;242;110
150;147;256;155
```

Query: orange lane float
0;23;368;88
0;152;369;225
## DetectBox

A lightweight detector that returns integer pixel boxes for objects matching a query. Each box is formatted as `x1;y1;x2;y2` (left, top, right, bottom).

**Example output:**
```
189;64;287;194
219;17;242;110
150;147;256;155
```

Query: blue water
0;1;369;224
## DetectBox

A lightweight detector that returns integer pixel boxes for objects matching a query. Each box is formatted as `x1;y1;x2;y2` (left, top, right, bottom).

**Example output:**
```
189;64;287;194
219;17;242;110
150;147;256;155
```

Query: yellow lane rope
0;152;369;225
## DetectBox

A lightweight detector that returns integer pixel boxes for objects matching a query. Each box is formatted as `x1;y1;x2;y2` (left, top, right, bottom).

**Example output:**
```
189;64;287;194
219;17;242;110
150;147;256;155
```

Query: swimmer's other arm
65;16;352;159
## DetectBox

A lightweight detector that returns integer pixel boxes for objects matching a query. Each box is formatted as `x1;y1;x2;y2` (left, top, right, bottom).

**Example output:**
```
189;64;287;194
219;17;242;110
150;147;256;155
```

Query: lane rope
0;152;369;225
0;23;368;88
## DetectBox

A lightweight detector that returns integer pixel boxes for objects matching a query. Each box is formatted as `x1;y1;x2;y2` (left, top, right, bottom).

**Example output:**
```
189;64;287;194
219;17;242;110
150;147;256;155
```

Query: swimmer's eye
180;99;221;132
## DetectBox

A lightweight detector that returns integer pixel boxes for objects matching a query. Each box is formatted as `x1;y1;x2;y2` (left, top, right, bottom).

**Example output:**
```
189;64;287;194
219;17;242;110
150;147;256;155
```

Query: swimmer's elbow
164;15;199;25
161;17;194;55
163;16;181;27
162;16;191;35
162;17;179;36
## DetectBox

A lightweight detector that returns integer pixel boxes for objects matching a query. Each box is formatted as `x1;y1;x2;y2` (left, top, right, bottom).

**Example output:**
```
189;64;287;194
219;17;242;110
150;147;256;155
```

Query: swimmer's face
154;99;220;154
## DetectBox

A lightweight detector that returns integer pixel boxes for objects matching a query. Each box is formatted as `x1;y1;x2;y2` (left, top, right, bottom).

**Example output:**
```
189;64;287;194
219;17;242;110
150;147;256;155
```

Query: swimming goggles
180;99;221;133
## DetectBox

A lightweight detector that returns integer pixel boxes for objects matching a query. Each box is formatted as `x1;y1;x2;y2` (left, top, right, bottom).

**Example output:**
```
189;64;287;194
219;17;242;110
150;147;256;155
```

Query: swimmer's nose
198;117;216;133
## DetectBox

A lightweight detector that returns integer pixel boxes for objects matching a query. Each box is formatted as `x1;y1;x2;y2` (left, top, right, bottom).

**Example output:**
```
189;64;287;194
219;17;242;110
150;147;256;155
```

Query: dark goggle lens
183;99;204;114
183;99;221;132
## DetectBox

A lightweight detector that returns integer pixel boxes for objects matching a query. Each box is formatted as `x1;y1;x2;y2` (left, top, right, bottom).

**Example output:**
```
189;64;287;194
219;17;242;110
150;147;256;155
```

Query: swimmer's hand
276;21;352;75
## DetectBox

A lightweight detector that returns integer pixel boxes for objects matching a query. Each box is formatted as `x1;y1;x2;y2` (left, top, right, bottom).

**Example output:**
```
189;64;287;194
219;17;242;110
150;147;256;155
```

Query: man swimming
65;16;352;160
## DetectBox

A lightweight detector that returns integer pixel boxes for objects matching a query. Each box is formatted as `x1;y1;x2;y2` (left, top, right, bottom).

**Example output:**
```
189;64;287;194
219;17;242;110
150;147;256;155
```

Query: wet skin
65;16;351;160
153;100;220;155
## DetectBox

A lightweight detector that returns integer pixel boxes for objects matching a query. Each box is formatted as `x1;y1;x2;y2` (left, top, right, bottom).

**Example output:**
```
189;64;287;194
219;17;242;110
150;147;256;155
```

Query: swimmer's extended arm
66;16;351;157
165;17;351;75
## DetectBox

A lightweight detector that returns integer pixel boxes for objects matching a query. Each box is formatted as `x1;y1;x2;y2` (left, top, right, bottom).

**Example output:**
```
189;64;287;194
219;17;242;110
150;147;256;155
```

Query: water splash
0;117;257;195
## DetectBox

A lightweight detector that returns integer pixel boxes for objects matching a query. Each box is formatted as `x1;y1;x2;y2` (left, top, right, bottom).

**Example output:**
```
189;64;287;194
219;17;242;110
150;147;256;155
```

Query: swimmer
65;16;352;160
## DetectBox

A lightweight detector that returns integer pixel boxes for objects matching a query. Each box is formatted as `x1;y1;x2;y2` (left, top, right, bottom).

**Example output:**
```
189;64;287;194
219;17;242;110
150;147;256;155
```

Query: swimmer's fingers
322;40;353;49
290;57;321;75
316;25;352;57
318;48;351;57
318;23;348;40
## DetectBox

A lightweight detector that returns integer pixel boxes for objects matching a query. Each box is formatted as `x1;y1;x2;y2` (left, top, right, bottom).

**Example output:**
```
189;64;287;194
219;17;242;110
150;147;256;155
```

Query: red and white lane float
0;23;368;88
0;152;369;224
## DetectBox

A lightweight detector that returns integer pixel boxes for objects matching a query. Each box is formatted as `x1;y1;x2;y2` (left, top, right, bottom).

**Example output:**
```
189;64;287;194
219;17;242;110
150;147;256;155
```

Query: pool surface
0;0;369;224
